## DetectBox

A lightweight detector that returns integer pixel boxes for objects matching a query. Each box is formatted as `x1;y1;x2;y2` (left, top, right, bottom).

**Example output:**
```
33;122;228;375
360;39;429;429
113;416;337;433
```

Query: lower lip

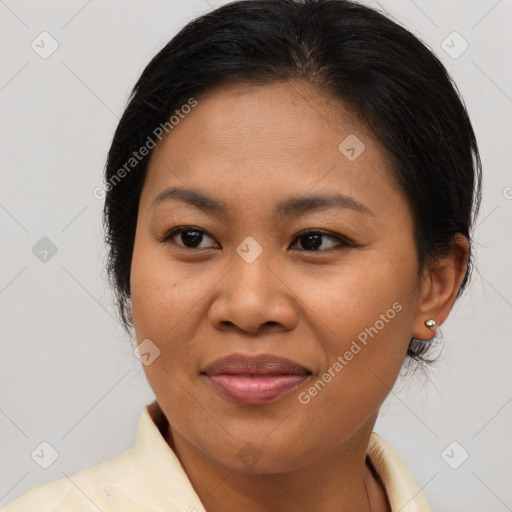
205;374;310;405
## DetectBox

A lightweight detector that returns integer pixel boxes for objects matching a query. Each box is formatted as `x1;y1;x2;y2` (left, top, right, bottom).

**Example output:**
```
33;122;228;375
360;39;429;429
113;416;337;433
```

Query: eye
160;226;351;252
160;226;219;249
290;229;350;252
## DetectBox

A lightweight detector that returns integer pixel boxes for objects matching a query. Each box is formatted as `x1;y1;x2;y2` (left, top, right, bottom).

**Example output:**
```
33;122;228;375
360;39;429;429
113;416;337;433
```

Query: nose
208;251;298;335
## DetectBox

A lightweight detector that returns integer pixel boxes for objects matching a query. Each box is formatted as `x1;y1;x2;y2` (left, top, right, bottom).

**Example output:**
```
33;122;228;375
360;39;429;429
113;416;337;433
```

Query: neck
165;414;390;512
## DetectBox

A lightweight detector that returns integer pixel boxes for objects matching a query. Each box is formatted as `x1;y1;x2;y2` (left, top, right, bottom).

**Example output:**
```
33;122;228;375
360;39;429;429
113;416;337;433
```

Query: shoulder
1;403;174;512
1;448;144;512
1;473;92;512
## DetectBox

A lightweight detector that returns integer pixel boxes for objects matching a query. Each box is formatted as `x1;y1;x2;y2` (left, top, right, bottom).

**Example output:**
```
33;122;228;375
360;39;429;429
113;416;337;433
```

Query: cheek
295;251;419;397
129;245;208;400
130;242;208;341
295;252;417;344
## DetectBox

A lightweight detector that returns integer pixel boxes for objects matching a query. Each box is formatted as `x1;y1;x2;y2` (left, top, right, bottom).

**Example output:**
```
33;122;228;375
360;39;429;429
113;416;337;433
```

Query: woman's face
130;80;427;472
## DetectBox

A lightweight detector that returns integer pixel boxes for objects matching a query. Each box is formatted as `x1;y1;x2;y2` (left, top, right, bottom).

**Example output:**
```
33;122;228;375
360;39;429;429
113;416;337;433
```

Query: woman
3;0;481;510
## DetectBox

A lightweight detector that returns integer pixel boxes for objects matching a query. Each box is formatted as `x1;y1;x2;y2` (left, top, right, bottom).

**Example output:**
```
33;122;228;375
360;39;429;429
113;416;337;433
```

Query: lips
201;354;312;405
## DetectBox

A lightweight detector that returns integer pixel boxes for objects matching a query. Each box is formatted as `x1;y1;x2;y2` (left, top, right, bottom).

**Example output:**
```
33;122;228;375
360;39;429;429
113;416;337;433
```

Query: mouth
201;353;312;405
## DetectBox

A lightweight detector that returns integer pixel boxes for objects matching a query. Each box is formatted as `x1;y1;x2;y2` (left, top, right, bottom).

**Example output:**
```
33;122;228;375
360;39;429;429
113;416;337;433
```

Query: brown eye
162;227;218;249
291;230;350;251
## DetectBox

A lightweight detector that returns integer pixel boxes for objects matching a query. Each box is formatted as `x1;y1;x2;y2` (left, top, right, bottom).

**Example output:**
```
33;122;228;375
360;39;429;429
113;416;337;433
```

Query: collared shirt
2;402;433;511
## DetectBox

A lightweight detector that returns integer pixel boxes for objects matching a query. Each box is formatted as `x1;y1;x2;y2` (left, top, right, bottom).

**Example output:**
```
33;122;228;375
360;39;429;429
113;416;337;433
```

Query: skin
130;80;469;512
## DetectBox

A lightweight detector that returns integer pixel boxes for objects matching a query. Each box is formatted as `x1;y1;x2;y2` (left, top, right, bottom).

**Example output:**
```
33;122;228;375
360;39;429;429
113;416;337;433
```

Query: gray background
1;0;511;510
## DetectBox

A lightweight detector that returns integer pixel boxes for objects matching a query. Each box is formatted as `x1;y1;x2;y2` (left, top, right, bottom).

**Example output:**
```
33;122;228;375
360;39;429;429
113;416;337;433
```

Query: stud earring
425;319;436;329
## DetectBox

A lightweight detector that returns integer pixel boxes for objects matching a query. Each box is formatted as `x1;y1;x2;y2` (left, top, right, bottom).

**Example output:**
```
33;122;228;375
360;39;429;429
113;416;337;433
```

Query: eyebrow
151;186;374;217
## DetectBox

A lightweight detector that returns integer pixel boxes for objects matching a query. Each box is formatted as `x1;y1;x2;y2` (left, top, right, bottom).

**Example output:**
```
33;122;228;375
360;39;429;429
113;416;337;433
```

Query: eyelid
290;228;353;250
160;226;353;251
160;226;219;247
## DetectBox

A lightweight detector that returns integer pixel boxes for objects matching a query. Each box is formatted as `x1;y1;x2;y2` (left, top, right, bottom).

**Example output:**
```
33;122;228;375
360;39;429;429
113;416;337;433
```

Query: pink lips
202;354;311;405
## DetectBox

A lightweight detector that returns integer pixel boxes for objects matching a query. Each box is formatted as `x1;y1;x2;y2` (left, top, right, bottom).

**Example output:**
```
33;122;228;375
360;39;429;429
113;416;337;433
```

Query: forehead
168;80;364;158
141;80;403;220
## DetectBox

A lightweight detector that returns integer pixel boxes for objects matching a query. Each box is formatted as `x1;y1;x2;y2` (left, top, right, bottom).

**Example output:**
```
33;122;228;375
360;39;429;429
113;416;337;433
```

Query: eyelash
159;226;353;252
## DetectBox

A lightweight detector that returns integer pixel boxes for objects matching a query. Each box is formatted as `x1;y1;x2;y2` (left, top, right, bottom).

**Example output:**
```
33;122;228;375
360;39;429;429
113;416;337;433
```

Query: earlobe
412;234;469;340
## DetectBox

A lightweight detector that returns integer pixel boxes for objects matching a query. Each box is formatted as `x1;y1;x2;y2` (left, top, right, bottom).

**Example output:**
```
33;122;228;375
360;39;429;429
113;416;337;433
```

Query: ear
412;234;469;340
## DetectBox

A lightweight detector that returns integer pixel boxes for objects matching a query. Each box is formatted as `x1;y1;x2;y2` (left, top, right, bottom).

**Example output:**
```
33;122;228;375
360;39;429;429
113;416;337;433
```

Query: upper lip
202;354;312;376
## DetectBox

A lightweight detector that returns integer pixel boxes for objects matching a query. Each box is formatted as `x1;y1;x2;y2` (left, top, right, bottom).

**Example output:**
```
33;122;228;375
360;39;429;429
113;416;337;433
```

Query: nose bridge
230;238;275;299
